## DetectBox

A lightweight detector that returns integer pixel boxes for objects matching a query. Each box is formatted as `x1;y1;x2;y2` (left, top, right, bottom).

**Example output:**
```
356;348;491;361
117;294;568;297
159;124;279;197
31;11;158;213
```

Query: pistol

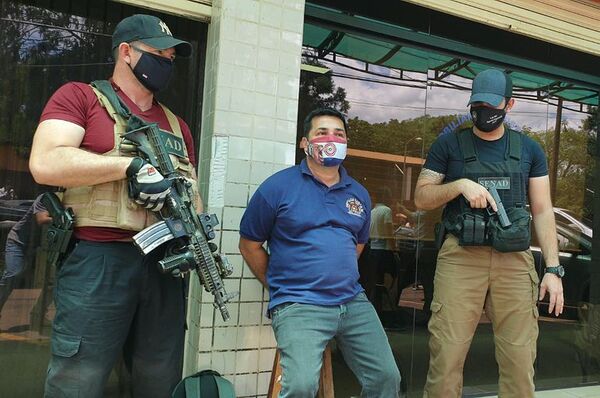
488;187;511;228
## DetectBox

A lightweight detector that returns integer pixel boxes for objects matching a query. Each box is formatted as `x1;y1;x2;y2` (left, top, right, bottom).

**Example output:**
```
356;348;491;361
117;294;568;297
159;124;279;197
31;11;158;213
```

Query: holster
434;222;446;250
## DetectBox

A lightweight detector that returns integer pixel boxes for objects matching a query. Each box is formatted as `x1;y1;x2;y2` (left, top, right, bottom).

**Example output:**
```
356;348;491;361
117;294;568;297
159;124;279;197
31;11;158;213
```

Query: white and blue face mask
305;135;348;167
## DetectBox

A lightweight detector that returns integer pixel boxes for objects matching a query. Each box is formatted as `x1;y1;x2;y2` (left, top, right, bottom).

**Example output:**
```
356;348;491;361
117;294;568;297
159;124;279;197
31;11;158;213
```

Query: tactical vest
443;128;530;249
62;80;196;231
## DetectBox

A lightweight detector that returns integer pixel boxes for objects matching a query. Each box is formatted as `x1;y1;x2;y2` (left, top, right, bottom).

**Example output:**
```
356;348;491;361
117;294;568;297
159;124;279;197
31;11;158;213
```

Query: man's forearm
240;246;269;288
532;208;560;266
30;146;131;188
415;179;464;210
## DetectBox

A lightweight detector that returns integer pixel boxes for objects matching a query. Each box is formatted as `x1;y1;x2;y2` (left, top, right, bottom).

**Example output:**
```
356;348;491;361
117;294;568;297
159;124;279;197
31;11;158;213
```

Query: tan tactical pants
423;235;539;398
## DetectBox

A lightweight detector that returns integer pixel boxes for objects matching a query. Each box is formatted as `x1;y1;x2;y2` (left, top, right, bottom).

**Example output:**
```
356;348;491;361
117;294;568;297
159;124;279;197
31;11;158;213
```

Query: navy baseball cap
468;69;513;107
112;14;192;57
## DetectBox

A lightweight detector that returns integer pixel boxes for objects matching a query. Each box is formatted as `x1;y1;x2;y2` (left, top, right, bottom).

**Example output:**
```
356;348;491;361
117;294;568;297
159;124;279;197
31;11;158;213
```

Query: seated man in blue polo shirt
239;108;400;397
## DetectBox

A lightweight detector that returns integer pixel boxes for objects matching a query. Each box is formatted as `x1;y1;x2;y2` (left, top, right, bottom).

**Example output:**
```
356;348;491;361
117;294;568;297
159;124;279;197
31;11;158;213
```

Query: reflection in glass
301;41;600;395
0;1;206;396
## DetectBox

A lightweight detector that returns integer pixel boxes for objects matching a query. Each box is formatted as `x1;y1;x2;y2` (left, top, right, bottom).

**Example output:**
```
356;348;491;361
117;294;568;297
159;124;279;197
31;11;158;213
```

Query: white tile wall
231;67;257;91
241;278;265;302
259;2;282;28
258;25;280;50
249;161;274;185
259;325;277;348
254;93;277;118
239;302;263;325
255;70;278;96
221;230;242;254
235;373;259;397
236;20;259;46
222;206;246;230
258;348;276;372
254;115;276;140
257;47;280;72
214;326;239;350
251;139;275;163
230;89;257;114
235;349;260;373
235;0;259;23
237;326;262;349
226;159;251;183
187;1;305;396
212;350;237;374
257;372;272;395
224;182;249;207
199;303;215;327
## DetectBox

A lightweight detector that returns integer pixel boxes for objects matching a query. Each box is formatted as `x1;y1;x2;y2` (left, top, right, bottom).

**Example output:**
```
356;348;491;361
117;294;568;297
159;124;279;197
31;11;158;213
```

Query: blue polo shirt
239;159;371;310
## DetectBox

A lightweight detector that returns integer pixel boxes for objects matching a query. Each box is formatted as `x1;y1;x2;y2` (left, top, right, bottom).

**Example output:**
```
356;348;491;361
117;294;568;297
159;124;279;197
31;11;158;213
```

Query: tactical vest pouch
458;213;487;246
488;207;531;252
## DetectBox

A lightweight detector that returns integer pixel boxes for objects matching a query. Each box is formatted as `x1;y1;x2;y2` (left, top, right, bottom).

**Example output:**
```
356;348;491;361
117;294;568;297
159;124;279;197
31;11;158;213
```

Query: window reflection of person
0;195;50;315
369;187;397;318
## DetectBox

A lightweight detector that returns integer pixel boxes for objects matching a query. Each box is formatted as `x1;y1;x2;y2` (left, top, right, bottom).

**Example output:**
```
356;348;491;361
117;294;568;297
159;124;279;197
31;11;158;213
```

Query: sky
321;56;589;133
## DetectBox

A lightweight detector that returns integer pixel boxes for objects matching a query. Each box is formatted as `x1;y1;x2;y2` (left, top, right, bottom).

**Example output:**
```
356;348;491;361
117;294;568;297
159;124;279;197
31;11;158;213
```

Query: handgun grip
488;187;512;228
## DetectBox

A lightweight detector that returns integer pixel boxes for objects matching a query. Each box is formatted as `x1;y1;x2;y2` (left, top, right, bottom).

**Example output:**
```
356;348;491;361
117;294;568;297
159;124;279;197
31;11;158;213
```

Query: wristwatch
545;265;565;278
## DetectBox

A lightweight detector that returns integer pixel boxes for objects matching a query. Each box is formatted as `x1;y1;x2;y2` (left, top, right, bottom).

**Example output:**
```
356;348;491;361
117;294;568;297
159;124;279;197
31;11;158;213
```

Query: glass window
299;35;600;396
0;1;206;396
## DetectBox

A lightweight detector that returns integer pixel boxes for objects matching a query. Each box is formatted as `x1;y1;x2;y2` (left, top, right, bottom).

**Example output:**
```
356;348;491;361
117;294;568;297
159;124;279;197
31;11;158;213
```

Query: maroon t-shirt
39;81;197;242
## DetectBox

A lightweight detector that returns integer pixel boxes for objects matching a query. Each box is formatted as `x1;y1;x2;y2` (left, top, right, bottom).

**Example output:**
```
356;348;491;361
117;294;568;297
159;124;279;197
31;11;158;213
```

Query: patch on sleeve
346;197;365;217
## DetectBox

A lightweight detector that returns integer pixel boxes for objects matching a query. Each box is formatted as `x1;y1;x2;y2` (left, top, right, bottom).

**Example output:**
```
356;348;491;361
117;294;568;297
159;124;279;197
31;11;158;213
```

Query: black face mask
130;50;174;93
470;105;507;132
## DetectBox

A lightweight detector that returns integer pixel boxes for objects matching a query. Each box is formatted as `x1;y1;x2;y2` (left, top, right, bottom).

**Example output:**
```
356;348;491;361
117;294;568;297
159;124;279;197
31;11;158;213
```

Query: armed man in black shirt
415;69;564;398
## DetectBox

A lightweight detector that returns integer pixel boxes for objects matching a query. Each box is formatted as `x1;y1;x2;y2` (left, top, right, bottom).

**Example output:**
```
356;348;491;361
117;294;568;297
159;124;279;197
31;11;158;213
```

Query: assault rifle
41;192;75;269
488;187;511;228
124;121;235;322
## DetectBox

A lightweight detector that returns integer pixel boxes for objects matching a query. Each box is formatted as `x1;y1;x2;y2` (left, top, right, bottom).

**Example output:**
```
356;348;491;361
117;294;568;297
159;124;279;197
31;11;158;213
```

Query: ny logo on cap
158;20;172;36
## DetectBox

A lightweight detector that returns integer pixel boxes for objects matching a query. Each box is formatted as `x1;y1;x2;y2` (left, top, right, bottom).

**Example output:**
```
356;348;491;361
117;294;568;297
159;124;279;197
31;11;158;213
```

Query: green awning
303;8;599;107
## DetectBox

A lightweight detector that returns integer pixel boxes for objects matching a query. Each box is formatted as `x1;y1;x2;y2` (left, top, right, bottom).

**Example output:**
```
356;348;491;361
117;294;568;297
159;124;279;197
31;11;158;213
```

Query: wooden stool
267;343;334;398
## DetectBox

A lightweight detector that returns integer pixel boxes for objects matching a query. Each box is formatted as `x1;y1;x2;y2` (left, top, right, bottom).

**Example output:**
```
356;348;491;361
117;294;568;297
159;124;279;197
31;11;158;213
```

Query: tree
296;57;351;160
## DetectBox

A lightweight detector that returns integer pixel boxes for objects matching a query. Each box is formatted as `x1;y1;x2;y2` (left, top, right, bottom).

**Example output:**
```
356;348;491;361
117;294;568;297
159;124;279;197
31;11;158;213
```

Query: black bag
488;207;531;252
171;370;235;398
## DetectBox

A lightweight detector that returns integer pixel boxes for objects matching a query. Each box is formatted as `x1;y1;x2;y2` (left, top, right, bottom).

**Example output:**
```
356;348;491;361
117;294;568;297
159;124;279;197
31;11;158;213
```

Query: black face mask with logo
470;105;507;132
130;50;174;93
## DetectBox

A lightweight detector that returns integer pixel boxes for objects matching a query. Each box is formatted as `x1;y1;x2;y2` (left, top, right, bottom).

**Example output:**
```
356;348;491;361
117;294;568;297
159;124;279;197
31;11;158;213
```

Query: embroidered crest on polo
346;197;364;217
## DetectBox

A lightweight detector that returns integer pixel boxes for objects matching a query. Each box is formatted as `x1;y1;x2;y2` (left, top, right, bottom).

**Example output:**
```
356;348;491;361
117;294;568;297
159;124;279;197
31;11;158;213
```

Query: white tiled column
184;1;305;397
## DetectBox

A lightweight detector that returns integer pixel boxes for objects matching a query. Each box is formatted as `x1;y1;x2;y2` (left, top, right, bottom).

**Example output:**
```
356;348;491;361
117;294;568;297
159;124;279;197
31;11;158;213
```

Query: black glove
126;157;171;211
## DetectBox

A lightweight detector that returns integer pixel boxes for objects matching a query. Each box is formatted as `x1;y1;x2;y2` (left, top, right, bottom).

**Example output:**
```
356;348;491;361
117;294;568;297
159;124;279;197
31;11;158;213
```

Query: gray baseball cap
112;14;192;57
468;69;513;107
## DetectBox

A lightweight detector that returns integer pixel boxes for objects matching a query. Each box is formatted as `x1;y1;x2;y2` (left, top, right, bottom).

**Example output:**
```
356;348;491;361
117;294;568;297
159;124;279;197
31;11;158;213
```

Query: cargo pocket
429;300;476;344
51;330;82;358
529;268;540;319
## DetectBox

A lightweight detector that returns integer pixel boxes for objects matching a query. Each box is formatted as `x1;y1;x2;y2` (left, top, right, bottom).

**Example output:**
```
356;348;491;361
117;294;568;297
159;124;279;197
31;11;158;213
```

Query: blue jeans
0;240;25;311
272;292;401;397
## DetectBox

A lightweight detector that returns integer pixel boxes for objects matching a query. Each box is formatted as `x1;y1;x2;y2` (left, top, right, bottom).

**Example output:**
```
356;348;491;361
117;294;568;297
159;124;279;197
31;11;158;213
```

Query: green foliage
297;58;350;133
0;3;111;147
347;113;471;156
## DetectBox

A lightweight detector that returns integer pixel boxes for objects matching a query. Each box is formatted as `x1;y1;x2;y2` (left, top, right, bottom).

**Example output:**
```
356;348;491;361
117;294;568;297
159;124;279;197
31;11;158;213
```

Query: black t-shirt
424;129;548;193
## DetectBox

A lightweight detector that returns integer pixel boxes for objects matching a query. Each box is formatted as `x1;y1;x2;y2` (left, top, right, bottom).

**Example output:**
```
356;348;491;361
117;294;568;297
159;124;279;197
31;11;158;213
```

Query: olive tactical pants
44;241;187;398
423;235;539;398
